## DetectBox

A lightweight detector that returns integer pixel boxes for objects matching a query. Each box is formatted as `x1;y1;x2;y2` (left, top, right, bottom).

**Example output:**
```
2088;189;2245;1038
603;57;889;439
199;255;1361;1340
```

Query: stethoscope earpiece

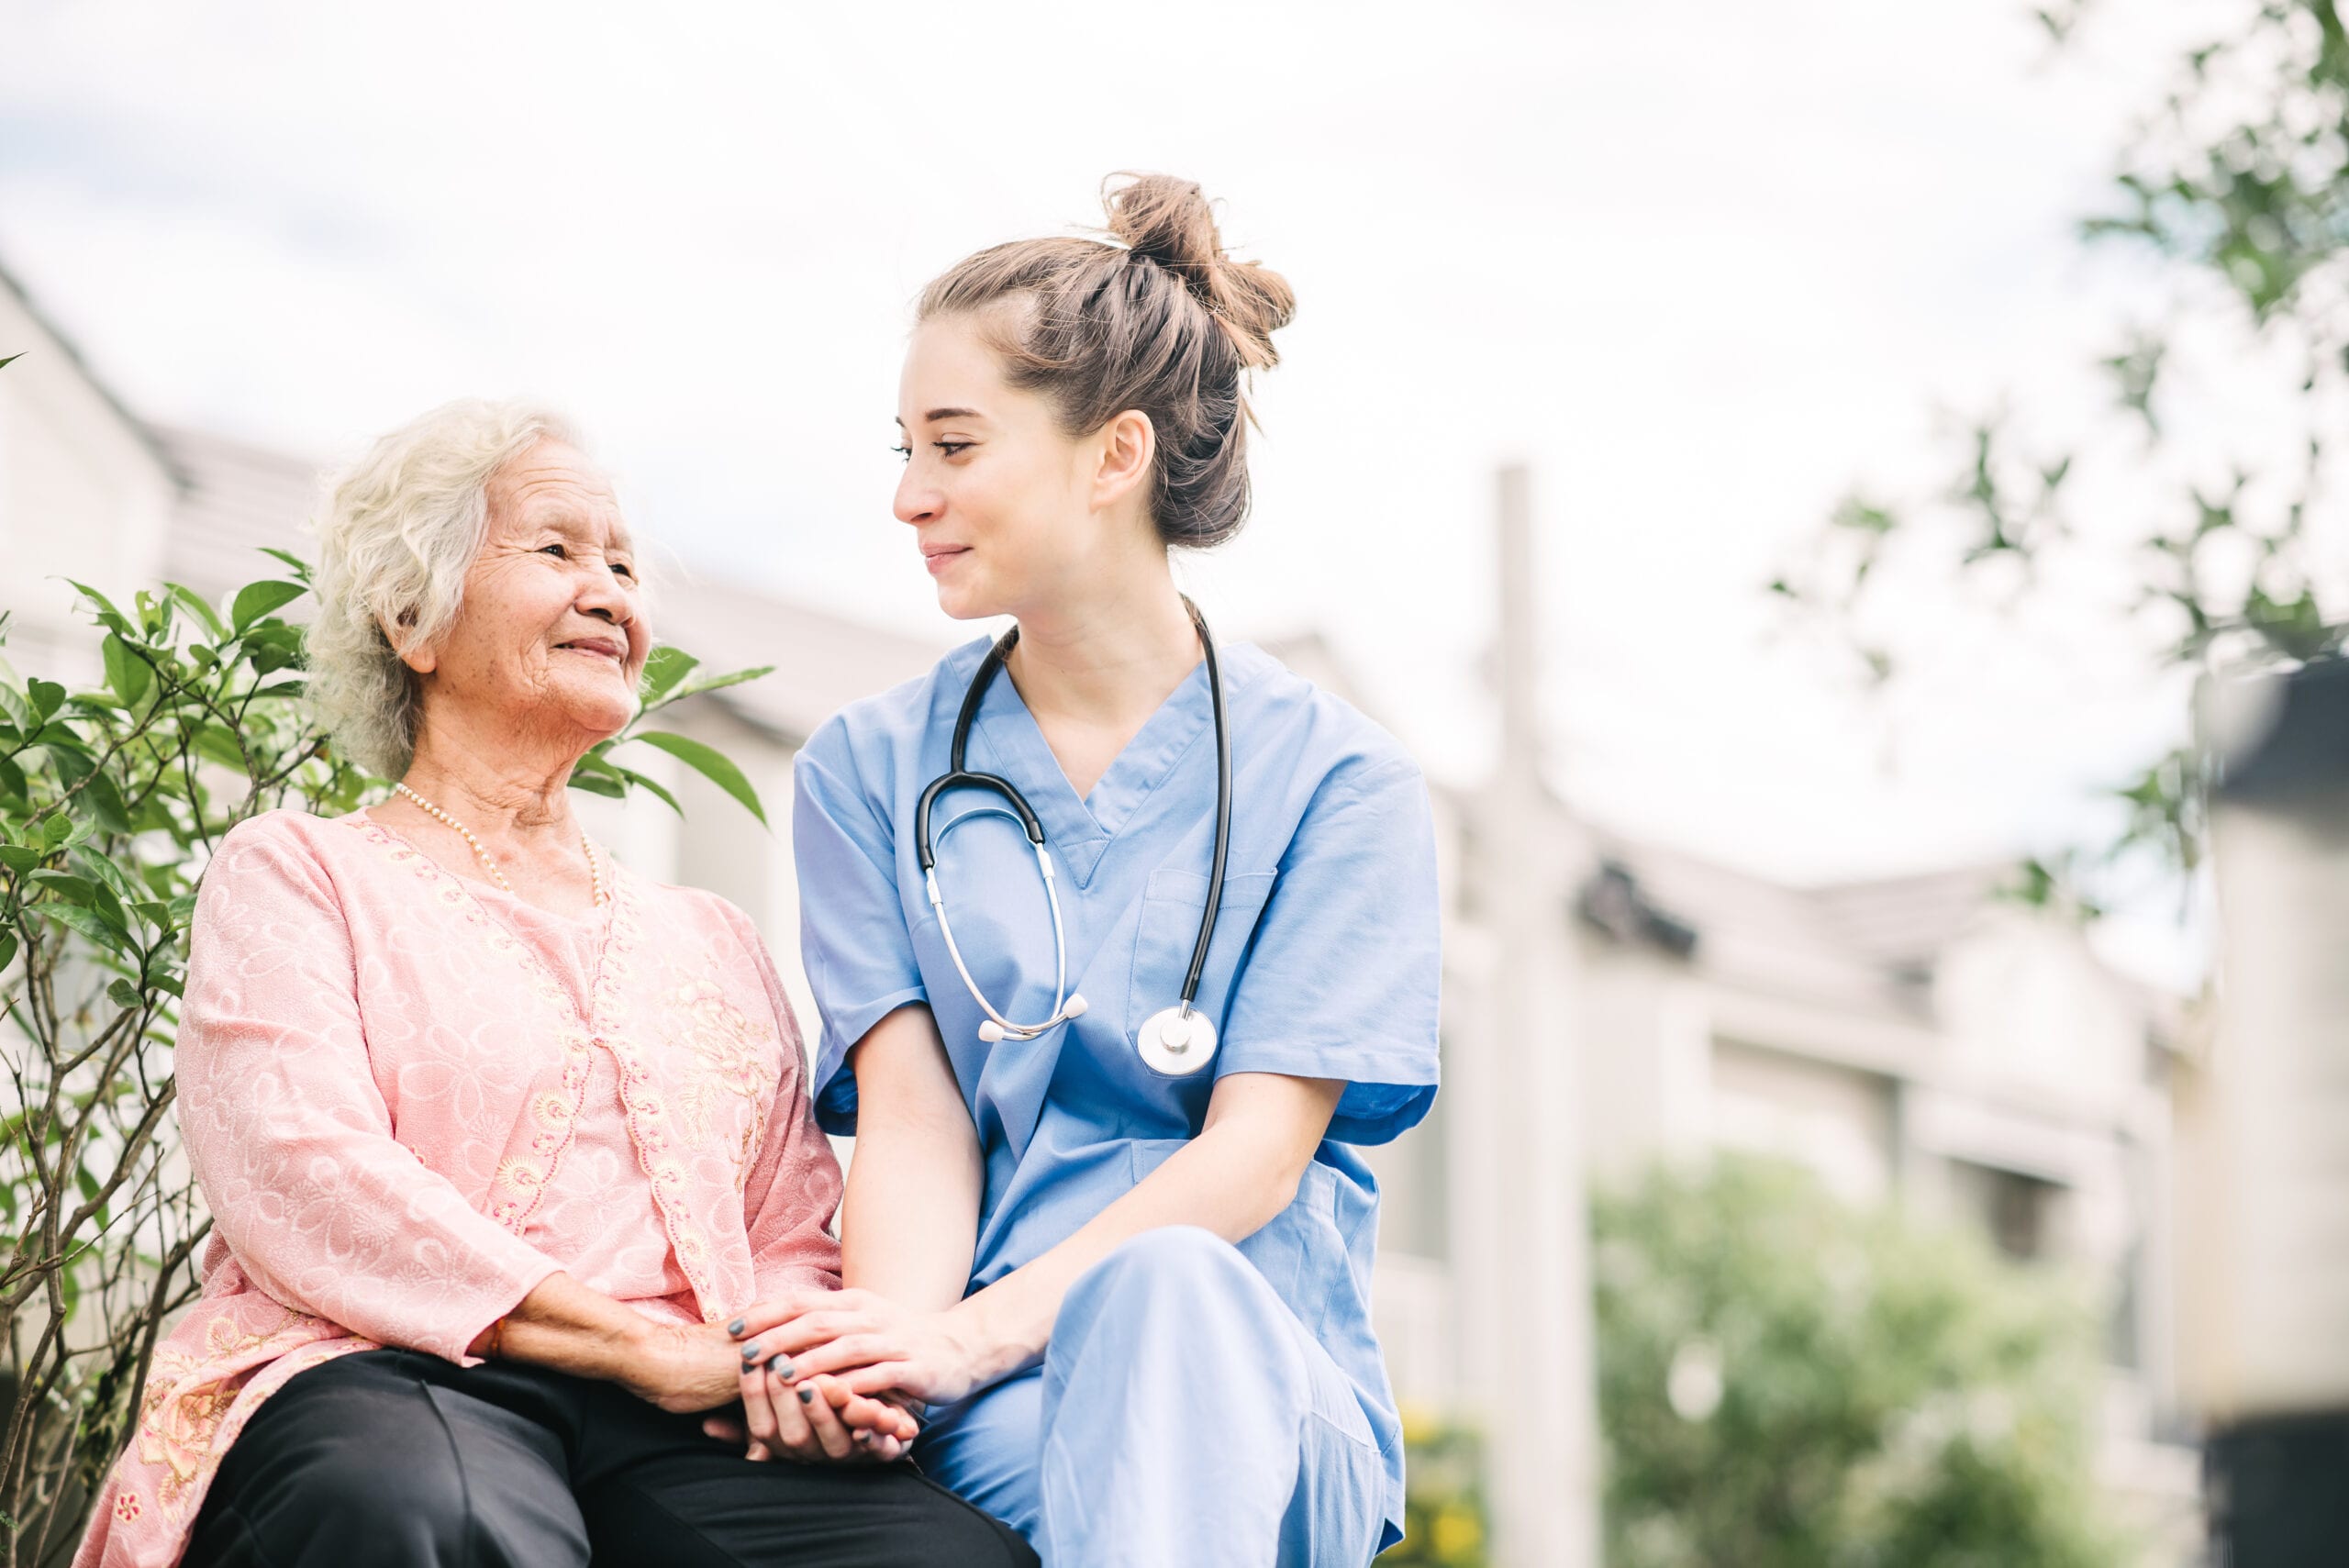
923;600;1232;1071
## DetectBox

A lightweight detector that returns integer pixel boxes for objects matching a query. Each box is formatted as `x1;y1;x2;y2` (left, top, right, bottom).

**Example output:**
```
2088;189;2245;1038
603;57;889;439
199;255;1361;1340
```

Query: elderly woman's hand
610;1320;752;1414
718;1364;921;1465
618;1318;917;1465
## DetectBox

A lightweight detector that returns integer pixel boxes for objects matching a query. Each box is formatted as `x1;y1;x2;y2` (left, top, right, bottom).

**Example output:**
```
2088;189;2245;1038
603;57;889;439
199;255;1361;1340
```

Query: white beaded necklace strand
392;781;607;908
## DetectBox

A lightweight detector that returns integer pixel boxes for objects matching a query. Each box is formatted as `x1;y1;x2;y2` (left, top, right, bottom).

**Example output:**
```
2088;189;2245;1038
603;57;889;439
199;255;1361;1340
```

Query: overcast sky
2;0;2237;978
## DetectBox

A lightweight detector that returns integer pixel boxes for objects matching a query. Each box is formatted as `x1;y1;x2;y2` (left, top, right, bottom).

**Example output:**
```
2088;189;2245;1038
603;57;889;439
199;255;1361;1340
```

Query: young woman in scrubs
726;175;1441;1566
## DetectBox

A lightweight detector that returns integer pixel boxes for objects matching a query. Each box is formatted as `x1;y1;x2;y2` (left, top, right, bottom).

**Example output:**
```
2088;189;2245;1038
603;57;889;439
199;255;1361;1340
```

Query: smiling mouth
559;640;626;662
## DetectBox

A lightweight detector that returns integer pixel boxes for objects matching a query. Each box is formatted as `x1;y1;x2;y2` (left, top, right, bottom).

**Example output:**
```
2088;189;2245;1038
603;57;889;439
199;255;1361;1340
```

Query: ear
383;610;438;675
1088;410;1156;512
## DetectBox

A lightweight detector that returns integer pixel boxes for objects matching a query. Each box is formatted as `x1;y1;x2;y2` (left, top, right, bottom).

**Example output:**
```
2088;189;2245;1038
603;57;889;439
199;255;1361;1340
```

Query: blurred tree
1774;0;2349;914
1593;1157;2128;1568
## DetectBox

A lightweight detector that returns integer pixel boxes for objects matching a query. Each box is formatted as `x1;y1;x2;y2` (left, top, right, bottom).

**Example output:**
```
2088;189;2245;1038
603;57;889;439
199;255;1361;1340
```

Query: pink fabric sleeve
177;817;562;1361
723;903;846;1300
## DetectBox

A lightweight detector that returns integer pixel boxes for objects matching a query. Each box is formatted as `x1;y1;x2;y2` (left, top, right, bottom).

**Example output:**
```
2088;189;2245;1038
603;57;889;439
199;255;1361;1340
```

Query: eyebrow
896;407;988;426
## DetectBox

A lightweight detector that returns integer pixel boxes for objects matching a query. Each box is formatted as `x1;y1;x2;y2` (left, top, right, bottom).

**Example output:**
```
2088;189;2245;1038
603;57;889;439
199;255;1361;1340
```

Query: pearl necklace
392;782;607;908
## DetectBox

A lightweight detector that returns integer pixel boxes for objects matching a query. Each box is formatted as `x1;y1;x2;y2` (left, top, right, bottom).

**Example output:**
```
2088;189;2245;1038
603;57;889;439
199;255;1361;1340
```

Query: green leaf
43;739;95;790
0;354;19;370
164;583;230;642
107;978;142;1009
567;771;626;799
64;580;131;635
102;635;154;708
638;646;700;706
656;665;776;710
230;580;307;631
80;851;149;909
629;730;768;826
28;679;65;722
0;846;41;873
194;725;249;772
39;903;130;954
0;683;29;731
29;871;98;906
256;547;313;584
614;766;684;817
0;933;16;973
0;755;26;805
82;770;133;834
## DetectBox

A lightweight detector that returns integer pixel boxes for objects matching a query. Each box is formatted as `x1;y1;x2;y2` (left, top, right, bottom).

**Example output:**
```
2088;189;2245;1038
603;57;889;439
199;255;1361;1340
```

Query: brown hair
918;173;1297;550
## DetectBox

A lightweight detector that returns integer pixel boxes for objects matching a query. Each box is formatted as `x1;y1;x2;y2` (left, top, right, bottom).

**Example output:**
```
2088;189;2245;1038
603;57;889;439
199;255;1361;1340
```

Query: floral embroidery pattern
129;1306;341;1523
665;973;776;1187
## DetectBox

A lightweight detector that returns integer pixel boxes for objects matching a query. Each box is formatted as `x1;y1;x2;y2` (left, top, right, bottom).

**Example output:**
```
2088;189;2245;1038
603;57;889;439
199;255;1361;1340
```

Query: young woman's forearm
952;1072;1342;1384
840;1005;985;1312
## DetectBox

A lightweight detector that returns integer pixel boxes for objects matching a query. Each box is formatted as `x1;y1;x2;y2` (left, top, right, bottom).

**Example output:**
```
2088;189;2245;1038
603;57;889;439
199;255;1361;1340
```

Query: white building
1;254;2200;1563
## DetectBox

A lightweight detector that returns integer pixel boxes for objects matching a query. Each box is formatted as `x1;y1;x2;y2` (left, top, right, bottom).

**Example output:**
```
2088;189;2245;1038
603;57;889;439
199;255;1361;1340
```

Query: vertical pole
2191;662;2349;1563
1453;463;1602;1566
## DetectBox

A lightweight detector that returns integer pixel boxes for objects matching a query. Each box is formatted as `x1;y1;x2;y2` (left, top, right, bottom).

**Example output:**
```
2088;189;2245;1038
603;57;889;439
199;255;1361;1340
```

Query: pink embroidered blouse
76;810;844;1568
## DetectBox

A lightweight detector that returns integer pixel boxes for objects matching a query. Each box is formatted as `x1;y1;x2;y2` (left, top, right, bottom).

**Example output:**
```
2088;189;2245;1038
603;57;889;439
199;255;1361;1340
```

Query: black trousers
184;1350;1036;1568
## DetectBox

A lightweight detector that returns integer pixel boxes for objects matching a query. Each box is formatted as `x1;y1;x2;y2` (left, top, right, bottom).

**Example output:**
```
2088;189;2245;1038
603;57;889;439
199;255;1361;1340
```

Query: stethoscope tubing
917;597;1232;1043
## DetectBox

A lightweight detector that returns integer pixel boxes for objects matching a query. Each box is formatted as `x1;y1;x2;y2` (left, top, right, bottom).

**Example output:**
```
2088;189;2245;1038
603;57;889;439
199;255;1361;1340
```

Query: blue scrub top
794;633;1442;1539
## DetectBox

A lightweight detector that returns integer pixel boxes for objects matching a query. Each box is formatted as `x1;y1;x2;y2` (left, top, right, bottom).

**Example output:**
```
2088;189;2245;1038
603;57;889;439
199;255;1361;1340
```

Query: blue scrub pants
915;1228;1387;1568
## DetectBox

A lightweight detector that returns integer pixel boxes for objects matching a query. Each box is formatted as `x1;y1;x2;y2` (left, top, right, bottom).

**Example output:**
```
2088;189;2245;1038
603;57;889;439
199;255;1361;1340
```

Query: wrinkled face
893;312;1119;621
406;439;650;751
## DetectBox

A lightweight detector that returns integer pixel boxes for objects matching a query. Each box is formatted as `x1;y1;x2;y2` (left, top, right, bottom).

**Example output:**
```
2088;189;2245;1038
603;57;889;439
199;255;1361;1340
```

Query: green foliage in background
1594;1157;2128;1568
1379;1410;1489;1566
1775;0;2349;916
0;496;770;1558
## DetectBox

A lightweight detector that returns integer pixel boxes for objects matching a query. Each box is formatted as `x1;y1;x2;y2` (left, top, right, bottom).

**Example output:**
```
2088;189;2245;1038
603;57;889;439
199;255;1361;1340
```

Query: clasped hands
685;1289;990;1467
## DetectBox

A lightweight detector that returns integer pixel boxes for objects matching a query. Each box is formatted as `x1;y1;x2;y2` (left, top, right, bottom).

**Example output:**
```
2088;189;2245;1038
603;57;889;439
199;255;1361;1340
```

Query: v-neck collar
953;635;1264;889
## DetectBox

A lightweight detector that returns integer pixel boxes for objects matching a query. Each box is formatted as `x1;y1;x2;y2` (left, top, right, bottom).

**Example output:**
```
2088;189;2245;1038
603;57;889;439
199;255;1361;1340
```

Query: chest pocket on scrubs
1126;868;1277;1066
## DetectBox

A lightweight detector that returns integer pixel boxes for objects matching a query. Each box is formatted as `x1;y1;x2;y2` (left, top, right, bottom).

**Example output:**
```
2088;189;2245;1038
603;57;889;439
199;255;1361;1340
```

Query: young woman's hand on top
728;1288;998;1410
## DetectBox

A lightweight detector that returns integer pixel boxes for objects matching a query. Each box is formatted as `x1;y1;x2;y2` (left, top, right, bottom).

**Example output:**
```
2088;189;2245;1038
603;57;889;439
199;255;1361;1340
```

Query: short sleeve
793;720;927;1136
1219;756;1442;1145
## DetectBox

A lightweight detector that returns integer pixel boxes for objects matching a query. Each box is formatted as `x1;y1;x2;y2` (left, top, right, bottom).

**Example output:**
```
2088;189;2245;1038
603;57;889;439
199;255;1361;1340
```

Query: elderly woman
74;402;1035;1568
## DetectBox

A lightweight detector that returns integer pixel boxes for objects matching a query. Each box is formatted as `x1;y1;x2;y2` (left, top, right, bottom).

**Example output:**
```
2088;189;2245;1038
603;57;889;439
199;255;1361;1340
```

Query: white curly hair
306;398;589;779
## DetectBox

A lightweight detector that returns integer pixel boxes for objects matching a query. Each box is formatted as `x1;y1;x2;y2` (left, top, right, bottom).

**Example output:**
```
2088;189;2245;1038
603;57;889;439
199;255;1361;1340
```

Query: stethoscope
916;597;1232;1076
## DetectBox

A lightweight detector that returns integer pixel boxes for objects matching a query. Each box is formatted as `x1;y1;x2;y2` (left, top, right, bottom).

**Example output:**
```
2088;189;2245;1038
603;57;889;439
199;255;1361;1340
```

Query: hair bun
1103;172;1296;369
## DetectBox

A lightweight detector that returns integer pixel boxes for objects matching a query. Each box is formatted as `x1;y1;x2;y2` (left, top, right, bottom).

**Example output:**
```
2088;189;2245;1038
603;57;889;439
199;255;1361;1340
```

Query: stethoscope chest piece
1136;1005;1219;1076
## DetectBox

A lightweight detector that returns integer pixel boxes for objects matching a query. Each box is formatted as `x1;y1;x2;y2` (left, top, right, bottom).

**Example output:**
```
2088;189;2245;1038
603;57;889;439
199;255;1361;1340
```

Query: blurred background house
2;249;2203;1562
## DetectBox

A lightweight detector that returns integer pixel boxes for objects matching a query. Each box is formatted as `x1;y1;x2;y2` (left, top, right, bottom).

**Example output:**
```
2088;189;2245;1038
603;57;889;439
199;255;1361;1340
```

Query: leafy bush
1593;1155;2130;1568
0;552;765;1562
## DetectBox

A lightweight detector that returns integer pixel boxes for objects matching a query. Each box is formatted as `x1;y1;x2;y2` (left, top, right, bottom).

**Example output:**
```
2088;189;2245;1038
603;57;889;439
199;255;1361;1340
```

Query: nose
574;561;635;628
895;467;941;528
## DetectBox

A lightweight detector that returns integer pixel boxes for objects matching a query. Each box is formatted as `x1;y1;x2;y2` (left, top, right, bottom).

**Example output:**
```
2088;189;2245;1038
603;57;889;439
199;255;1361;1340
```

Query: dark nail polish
797;1386;814;1405
769;1355;794;1377
727;1318;744;1337
740;1344;761;1362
